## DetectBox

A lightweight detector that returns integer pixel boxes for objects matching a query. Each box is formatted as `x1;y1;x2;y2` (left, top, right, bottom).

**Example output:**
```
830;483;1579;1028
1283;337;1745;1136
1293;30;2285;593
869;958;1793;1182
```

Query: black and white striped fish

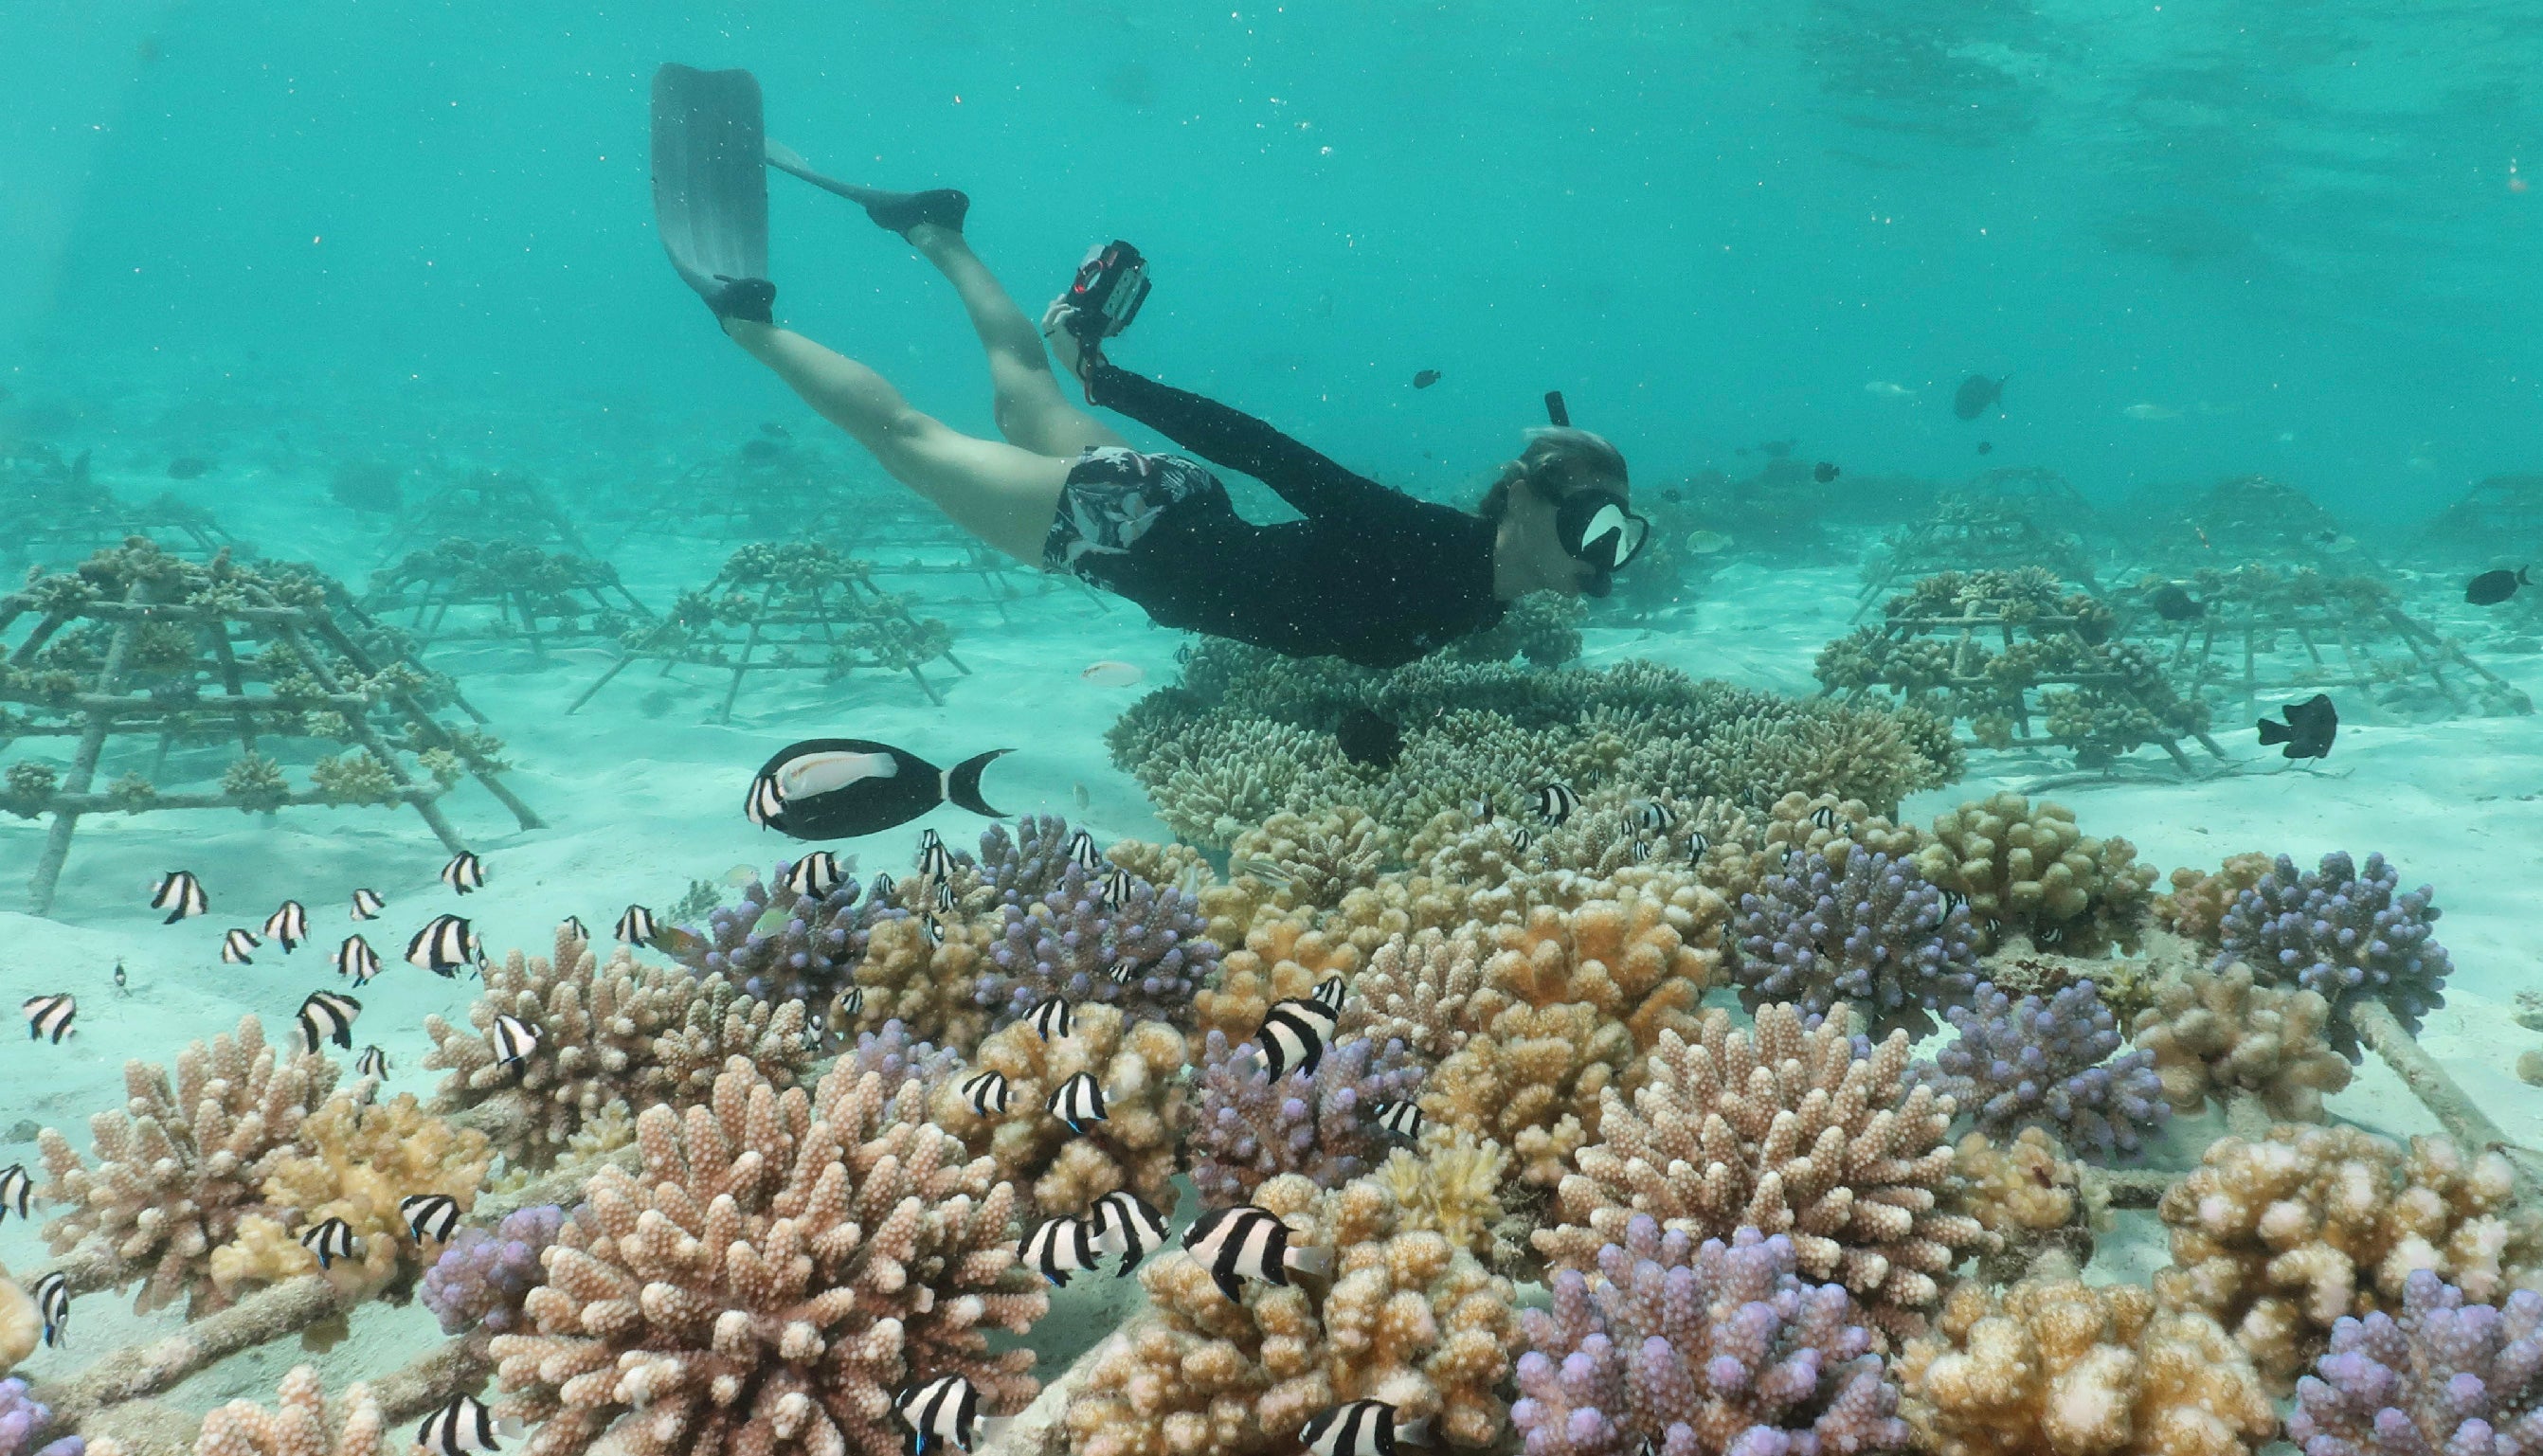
1532;782;1578;825
933;878;955;915
1940;889;1969;916
1301;1401;1431;1456
920;913;946;949
24;994;75;1043
1089;1190;1167;1275
151;870;208;923
1107;957;1140;986
1465;797;1495;824
299;1215;360;1269
916;828;955;883
355;1045;391;1079
1098;864;1134;908
1808;804;1840;832
872;872;896;903
298;991;361;1052
1065;828;1101;872
350;887;387;921
1509;828;1535;855
0;1164;33;1221
1047;1071;1108;1134
1628;837;1654;864
335;934;383;986
262;900;310;951
614;905;658;944
1027;997;1073;1041
34;1270;67;1347
415;1393;519;1456
893;1375;1006;1456
401;1193;461;1242
832;986;865;1023
959;1070;1011;1116
1020;1215;1102;1286
220;927;262;964
1371;1100;1426;1140
1255;997;1339;1081
781;852;844;898
1310;975;1347;1014
1180;1204;1330;1304
558;915;588;942
1632;800;1678;836
1688;830;1711;860
440;851;486;894
490;1014;539;1069
406;915;477;977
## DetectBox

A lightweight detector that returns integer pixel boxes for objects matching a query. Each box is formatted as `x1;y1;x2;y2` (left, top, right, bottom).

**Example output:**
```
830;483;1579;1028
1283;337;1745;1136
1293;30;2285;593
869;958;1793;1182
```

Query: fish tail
2256;720;2292;746
944;749;1013;818
2524;566;2535;584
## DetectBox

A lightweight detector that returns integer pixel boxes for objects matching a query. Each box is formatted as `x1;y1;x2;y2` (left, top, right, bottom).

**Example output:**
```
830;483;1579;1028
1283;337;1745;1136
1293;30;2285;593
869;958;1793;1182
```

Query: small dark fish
417;1393;517;1456
1065;828;1101;872
1411;369;1442;389
1303;1401;1433;1456
747;740;1010;842
297;990;361;1052
780;851;844;898
1953;374;2008;421
1027;996;1073;1041
35;1271;68;1347
1661;488;1682;503
2145;584;2205;621
490;1014;540;1068
406;915;478;976
165;457;215;479
2316;529;2341;545
1335;707;1403;770
2466;567;2532;606
960;1070;1011;1116
356;1045;391;1079
350;888;386;921
440;852;486;894
1310;975;1347;1013
1533;782;1578;825
1255;997;1338;1080
894;1375;1004;1456
916;828;956;882
335;935;382;986
760;421;791;439
0;1164;33;1220
1099;864;1134;908
1757;439;1795;458
220;928;262;964
1046;1071;1108;1134
1976;441;1993;455
740;438;784;463
1180;1205;1330;1304
152;870;208;923
2256;692;2337;761
112;962;128;996
1371;1101;1425;1139
614;905;658;944
1812;461;1840;483
262;900;310;951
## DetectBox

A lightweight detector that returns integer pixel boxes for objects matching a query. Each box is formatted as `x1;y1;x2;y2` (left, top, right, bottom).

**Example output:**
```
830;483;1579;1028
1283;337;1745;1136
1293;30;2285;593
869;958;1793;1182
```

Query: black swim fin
764;138;969;238
652;64;775;322
944;748;1011;818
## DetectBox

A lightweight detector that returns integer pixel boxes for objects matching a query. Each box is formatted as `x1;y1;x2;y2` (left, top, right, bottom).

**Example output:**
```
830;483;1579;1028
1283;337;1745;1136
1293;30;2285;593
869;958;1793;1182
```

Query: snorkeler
651;64;1646;670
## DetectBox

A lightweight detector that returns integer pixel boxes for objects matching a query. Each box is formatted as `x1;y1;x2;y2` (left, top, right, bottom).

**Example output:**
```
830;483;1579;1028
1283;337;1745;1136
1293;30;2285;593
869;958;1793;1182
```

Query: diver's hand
1040;299;1104;394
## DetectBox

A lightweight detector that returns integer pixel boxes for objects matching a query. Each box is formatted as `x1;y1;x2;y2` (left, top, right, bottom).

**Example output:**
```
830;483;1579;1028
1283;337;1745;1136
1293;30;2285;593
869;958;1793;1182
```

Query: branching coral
492;1056;1047;1456
37;1015;338;1316
0;1378;80;1456
926;1001;1189;1220
1063;1174;1517;1456
1348;926;1490;1063
1227;809;1397;915
1729;848;1983;1036
1953;1130;2101;1283
195;1366;383;1456
2129;963;2352;1121
2214;851;2451;1057
1187;1031;1424;1208
1896;1276;2278;1456
1512;1219;1908;1456
1537;1002;1985;1341
421;1205;570;1336
1913;793;2156;956
1913;981;2169;1163
674;860;900;1005
2154;1125;2542;1385
1195;919;1362;1048
1695;792;1929;908
1372;1126;1511;1263
2152;854;2275;946
2289;1269;2543;1456
981;862;1218;1029
848;912;997;1055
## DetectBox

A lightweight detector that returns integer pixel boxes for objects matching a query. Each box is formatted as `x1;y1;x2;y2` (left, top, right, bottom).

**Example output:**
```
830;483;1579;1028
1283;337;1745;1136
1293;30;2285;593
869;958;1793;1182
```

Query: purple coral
1730;849;1981;1036
420;1204;568;1335
1187;1030;1425;1208
2218;851;2450;1059
979;861;1217;1028
2290;1269;2543;1456
1911;980;2168;1163
972;816;1080;910
1512;1219;1907;1456
0;1380;81;1456
842;1018;960;1106
675;858;904;1004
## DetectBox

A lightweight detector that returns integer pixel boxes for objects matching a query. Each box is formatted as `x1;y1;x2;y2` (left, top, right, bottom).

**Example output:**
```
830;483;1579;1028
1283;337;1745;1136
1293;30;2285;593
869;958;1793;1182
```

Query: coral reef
1193;920;1362;1048
1226;809;1398;916
2152;854;2276;946
850;912;998;1056
0;1377;80;1456
2214;851;2451;1056
1186;1030;1424;1208
1729;847;1983;1036
1914;980;2169;1163
1062;1174;1516;1456
194;1367;382;1456
1348;926;1489;1062
2154;1125;2541;1384
1371;1126;1511;1263
927;1002;1190;1220
2129;962;2352;1121
674;860;901;1007
1913;793;2156;956
1953;1130;2101;1282
980;862;1219;1029
420;1205;570;1336
37;1015;337;1317
1896;1276;2278;1456
2288;1269;2543;1456
0;1268;33;1375
1538;1002;1985;1340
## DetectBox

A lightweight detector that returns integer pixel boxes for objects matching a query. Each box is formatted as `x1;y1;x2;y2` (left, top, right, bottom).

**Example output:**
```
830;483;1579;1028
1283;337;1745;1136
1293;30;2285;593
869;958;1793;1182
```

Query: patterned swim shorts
1042;447;1224;578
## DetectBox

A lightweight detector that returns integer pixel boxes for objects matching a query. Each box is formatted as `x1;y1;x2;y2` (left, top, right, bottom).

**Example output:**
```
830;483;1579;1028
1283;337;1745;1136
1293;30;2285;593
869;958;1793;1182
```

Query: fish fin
2256;720;2292;746
944;749;1013;818
2523;566;2535;584
1285;1244;1333;1280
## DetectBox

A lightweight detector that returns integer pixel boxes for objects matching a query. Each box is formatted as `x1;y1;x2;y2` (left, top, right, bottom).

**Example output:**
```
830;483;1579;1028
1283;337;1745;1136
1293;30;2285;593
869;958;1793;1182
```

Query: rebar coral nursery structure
569;539;966;721
383;467;591;559
0;540;539;912
359;536;654;659
1;445;240;571
1854;470;2106;620
2410;473;2543;567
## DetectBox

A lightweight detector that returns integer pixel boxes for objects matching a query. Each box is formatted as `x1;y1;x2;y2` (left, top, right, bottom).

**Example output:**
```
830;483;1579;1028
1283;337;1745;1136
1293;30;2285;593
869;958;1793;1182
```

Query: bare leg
724;319;1072;566
908;224;1127;458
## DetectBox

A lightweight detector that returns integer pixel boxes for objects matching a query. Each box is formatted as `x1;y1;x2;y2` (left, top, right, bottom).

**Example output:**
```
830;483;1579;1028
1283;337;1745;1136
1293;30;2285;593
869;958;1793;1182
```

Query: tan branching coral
1698;792;1930;906
928;1001;1189;1219
2130;963;2352;1120
1226;809;1397;914
2151;854;2274;946
1913;793;2157;956
1349;926;1492;1062
1896;1276;2278;1456
2153;1124;2542;1383
1536;1001;1984;1340
195;1366;384;1456
37;1014;338;1316
852;912;996;1054
1064;1174;1517;1456
1372;1126;1512;1263
492;1056;1047;1456
1194;919;1362;1048
1954;1130;2106;1285
1477;894;1716;1046
0;1264;37;1374
210;1092;493;1303
1425;999;1624;1192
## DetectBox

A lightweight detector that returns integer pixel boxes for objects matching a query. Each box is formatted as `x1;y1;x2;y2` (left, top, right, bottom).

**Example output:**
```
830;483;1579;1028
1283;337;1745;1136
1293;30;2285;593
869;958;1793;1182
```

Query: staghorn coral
1511;1219;1907;1456
1536;1002;1985;1341
1896;1276;2278;1456
1187;1031;1425;1209
1348;925;1491;1062
2154;1124;2543;1385
491;1056;1047;1456
0;1377;81;1456
2129;962;2352;1121
37;1015;338;1317
421;1205;570;1336
1730;847;1983;1037
927;1002;1189;1220
981;861;1219;1029
1913;793;2156;956
2152;854;2275;946
1063;1174;1516;1456
194;1366;383;1456
2289;1269;2543;1456
1913;981;2169;1163
1372;1126;1511;1263
2214;851;2451;1057
1194;919;1362;1048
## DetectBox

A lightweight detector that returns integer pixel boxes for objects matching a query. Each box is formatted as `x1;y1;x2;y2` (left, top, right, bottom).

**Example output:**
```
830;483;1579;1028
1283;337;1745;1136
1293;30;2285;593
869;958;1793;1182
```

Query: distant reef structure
1855;468;2110;621
1;442;242;572
359;535;656;660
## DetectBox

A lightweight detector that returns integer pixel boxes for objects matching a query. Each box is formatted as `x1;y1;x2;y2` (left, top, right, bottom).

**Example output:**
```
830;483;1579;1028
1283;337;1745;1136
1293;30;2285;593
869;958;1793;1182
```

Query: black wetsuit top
1078;362;1506;668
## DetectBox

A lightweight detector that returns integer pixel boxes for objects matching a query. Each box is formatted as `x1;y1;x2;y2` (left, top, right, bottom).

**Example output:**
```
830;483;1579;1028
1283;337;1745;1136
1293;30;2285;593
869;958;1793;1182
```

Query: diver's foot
860;188;968;239
706;275;777;325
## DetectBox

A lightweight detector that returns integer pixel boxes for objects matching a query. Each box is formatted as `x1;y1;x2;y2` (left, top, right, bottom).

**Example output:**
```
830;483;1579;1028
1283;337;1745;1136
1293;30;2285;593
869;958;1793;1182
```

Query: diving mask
1555;490;1650;572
